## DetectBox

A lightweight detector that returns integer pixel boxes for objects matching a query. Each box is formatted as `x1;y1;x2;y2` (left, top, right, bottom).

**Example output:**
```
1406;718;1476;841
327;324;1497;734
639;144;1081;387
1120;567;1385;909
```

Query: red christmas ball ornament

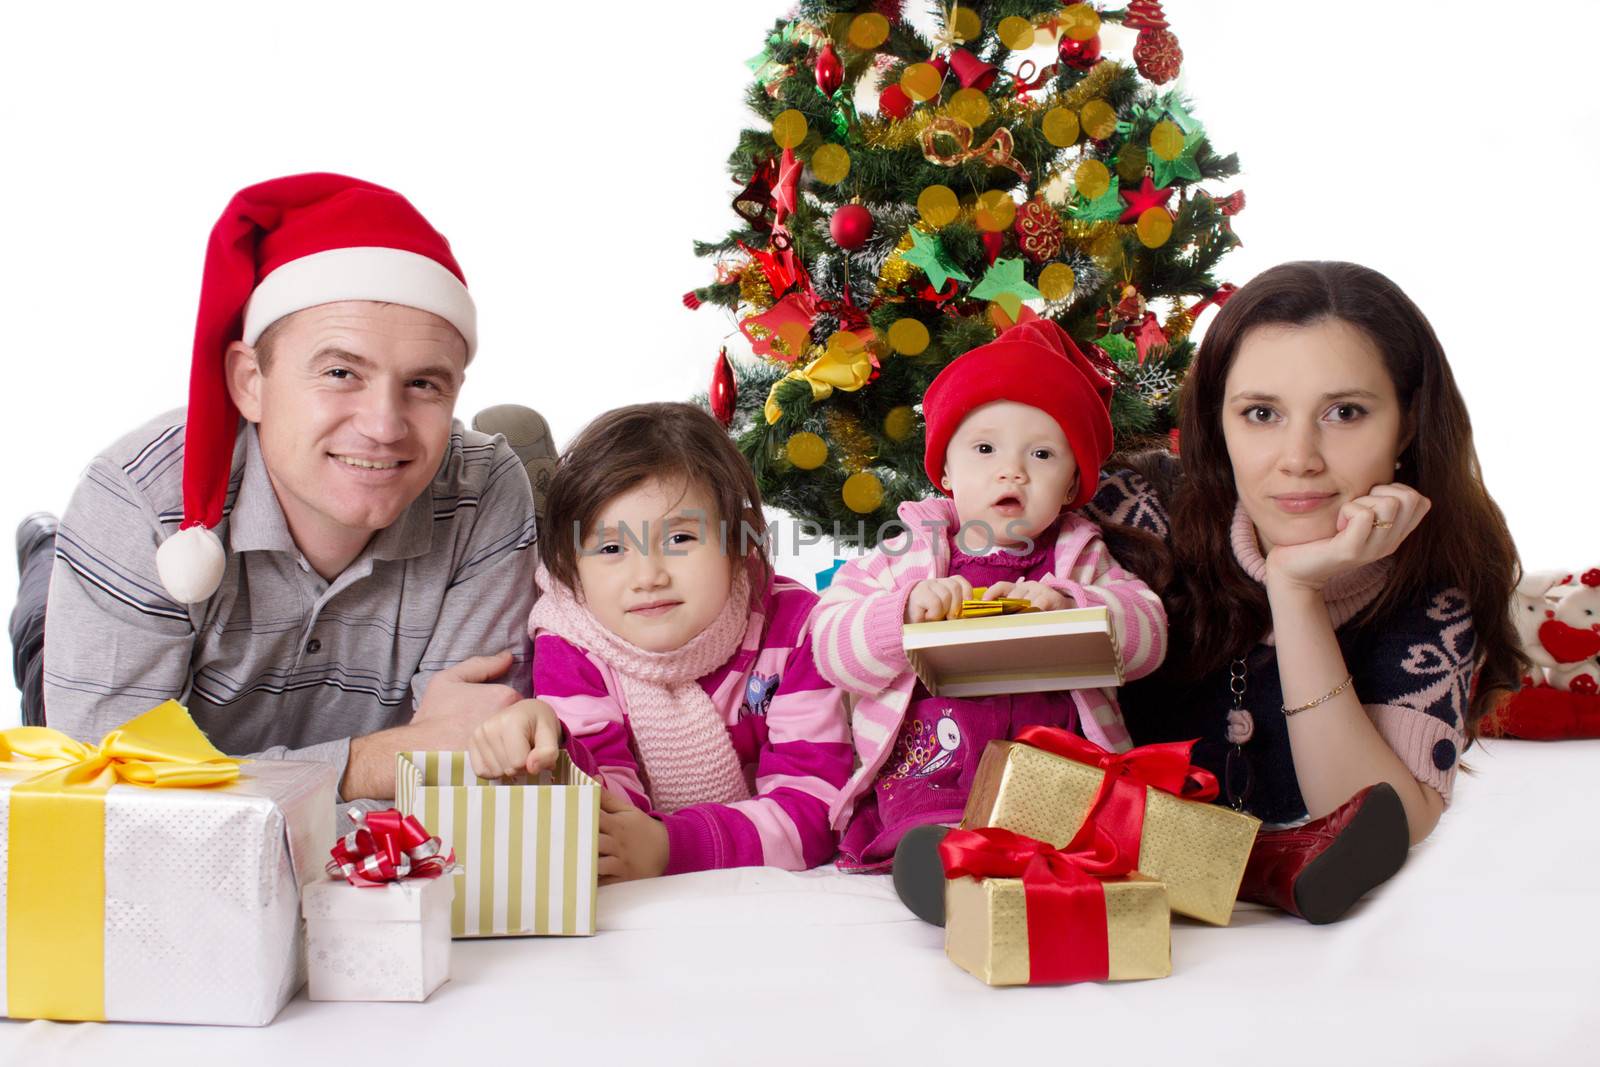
1058;33;1102;70
710;347;737;428
980;231;1005;264
1013;199;1064;263
830;203;874;250
815;41;844;96
879;83;913;120
1133;29;1182;83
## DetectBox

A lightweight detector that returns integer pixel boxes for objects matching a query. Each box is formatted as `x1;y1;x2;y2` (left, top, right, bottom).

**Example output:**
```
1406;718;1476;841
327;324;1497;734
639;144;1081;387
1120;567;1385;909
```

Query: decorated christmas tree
687;0;1243;545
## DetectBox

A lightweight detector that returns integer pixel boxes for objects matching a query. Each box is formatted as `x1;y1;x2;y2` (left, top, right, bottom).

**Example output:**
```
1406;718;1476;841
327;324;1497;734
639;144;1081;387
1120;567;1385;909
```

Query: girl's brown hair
1158;260;1524;730
540;402;770;595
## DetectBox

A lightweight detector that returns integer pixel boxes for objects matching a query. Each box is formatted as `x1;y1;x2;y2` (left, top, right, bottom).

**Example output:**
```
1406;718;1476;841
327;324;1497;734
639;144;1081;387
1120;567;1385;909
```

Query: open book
902;604;1123;698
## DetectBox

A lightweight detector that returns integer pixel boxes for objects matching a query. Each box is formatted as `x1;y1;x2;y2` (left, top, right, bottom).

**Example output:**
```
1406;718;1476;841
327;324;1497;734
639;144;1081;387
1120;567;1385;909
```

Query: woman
1090;260;1525;923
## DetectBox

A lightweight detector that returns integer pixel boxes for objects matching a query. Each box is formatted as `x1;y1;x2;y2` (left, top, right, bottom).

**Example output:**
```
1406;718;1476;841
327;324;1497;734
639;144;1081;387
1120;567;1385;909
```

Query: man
11;173;556;800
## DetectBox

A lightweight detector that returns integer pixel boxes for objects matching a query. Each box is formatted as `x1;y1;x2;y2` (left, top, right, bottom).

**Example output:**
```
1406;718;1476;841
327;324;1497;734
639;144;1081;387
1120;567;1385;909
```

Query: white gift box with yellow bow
0;702;334;1025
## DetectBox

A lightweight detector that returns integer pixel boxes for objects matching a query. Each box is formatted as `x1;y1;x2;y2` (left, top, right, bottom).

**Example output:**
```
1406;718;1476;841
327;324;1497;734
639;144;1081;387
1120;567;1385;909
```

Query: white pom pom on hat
155;526;228;604
157;173;476;603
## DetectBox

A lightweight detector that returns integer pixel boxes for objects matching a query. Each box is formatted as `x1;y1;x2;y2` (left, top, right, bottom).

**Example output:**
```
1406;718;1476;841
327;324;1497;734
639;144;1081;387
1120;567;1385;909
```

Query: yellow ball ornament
776;321;812;359
1091;230;1126;273
811;144;851;185
1038;263;1076;302
1074;159;1111;200
997;16;1036;51
1137;207;1174;248
827;329;866;353
1042;107;1080;148
1059;3;1101;41
786;432;829;470
884;406;916;442
974;190;1016;233
917;184;960;227
1080;100;1118;141
1150;120;1185;161
901;62;942;103
1116;145;1149;182
887;318;930;356
948;88;991;128
771;109;808;149
949;5;982;43
842;472;885;514
847;12;890;49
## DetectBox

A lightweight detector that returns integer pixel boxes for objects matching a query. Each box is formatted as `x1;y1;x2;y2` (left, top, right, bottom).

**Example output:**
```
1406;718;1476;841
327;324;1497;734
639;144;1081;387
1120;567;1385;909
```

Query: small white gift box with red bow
300;807;457;1002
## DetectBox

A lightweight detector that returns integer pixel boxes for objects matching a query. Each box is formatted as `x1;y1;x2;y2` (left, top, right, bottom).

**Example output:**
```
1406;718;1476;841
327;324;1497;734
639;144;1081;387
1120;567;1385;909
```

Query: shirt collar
228;423;436;563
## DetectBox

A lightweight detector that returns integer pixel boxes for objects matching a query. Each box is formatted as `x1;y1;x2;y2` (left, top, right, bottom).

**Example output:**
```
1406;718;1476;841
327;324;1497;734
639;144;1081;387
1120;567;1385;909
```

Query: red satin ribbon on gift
940;826;1132;984
326;807;454;887
1011;726;1218;867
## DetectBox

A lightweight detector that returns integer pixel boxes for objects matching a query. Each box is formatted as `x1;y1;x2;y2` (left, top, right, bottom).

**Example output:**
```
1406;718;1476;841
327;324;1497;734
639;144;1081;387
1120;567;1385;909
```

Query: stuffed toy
1481;568;1600;739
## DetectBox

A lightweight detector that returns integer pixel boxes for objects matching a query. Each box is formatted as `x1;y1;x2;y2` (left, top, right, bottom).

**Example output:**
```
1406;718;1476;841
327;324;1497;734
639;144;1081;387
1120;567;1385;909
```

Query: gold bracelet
1282;673;1354;716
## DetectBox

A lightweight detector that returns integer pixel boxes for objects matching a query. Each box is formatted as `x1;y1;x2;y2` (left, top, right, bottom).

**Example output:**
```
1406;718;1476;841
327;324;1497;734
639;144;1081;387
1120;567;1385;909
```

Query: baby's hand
468;698;563;780
982;580;1071;613
905;576;975;623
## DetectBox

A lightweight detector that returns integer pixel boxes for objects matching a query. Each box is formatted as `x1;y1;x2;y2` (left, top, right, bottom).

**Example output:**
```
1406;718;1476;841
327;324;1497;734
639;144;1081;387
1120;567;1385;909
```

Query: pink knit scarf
1229;502;1392;643
527;564;753;813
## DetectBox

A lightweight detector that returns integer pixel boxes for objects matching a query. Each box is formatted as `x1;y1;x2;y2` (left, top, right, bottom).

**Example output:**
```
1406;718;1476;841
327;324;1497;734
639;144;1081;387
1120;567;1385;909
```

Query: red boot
1237;782;1410;924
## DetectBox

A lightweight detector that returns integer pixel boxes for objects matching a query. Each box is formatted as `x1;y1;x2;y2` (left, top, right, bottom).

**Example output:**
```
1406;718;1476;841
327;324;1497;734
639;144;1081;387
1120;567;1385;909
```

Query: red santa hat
922;319;1114;511
155;173;476;604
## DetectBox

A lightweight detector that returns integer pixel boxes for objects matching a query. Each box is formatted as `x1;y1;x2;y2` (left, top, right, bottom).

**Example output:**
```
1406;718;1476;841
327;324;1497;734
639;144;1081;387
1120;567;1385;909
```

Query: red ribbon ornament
940;826;1132;984
326;807;455;887
1184;282;1237;323
1011;726;1217;867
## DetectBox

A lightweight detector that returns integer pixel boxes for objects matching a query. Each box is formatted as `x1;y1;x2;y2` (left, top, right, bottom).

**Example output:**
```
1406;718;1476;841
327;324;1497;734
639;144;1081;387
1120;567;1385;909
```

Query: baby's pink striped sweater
812;496;1169;829
533;575;853;873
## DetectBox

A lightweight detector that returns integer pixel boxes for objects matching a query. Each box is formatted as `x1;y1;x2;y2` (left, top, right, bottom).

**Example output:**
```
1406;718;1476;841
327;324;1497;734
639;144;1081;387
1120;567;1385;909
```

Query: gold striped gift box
396;751;600;938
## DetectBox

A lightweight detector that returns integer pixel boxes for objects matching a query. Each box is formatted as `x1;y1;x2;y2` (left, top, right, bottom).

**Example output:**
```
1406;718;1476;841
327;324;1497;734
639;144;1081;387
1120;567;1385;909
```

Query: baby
810;319;1168;920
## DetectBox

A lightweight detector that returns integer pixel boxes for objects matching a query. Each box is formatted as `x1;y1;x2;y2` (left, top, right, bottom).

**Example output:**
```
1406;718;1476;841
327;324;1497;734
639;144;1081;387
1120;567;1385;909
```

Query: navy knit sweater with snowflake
1085;460;1475;824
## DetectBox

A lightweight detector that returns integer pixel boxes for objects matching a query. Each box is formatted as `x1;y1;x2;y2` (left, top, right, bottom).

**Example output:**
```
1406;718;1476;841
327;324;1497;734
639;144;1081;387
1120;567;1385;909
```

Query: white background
3;0;1596;724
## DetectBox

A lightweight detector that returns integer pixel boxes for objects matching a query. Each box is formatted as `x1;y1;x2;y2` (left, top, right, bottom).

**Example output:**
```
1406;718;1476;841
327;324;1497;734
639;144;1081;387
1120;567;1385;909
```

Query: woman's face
574;476;736;652
1221;318;1409;551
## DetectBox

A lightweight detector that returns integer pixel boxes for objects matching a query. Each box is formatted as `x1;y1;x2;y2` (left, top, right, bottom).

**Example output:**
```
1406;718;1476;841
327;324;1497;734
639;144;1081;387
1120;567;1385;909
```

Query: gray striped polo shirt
43;409;537;788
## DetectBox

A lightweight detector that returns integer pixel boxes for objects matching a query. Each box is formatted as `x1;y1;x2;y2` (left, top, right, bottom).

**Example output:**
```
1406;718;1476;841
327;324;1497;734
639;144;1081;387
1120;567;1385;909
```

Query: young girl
469;402;853;881
811;319;1168;920
1089;261;1525;923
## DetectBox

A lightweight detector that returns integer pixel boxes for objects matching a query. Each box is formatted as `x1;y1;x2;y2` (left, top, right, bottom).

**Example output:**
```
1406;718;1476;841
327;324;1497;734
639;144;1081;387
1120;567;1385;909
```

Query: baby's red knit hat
922;319;1114;510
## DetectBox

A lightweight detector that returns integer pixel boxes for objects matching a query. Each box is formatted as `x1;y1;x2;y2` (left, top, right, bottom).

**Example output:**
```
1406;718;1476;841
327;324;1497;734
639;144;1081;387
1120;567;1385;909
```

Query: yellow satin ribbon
920;117;1032;182
763;340;875;424
1;701;239;1020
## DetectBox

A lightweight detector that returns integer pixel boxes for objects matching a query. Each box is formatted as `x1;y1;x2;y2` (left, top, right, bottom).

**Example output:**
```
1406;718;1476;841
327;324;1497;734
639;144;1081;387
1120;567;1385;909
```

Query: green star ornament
1151;128;1205;188
1071;176;1123;222
903;227;973;291
970;258;1043;319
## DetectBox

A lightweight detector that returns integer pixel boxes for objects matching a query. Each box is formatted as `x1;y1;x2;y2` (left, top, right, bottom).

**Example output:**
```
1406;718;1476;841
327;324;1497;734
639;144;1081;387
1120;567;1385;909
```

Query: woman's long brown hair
1158;260;1524;729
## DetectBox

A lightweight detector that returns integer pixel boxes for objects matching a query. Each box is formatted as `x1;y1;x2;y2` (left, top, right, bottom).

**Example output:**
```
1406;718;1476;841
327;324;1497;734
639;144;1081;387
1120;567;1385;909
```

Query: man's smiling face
229;300;467;569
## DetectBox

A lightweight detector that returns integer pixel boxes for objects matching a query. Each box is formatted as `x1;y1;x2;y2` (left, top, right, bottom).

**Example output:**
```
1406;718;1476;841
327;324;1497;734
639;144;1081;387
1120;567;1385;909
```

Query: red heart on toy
1538;619;1600;663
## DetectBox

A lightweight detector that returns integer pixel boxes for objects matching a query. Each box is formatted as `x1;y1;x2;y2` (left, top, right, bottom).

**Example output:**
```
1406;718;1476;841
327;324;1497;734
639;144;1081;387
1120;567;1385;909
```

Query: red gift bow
1010;726;1218;869
326;807;455;887
940;826;1133;984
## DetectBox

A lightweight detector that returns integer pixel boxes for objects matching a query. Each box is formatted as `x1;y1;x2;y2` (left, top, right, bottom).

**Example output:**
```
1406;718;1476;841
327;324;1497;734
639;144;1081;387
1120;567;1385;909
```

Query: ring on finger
1372;520;1394;529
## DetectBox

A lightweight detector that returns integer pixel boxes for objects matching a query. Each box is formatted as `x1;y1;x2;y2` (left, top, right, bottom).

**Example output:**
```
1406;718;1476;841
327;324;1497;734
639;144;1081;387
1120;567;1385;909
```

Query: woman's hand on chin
1265;482;1432;594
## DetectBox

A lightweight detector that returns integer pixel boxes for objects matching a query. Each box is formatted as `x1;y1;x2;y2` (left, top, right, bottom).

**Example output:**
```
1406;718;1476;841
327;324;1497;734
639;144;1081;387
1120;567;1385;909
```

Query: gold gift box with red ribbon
941;826;1170;986
961;728;1260;925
